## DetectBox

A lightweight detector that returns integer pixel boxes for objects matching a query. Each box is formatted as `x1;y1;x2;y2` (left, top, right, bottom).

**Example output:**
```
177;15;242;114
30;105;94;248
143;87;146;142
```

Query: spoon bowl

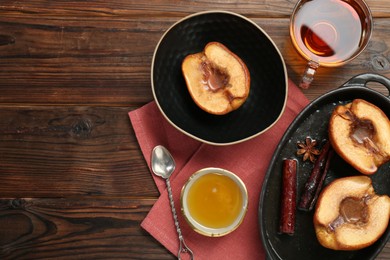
151;145;176;179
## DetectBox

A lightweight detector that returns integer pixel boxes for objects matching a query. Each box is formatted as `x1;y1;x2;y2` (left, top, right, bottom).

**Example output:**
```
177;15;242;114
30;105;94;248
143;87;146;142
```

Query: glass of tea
290;0;373;89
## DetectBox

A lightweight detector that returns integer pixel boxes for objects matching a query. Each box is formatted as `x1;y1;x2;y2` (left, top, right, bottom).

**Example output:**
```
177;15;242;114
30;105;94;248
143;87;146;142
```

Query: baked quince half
329;99;390;175
314;176;390;250
182;42;250;115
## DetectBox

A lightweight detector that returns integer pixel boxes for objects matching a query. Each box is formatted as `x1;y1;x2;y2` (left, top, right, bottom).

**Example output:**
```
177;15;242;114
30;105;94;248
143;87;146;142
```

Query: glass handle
299;60;320;89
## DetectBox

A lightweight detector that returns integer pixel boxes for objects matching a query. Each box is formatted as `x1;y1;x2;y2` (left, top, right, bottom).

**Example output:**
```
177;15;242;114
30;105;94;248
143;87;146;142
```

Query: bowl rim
151;10;288;146
180;167;249;237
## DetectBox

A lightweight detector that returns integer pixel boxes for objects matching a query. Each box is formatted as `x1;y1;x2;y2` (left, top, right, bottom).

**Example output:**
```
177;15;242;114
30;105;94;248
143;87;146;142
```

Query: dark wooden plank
1;197;390;259
380;248;390;260
0;106;157;198
1;17;390;104
0;198;175;260
0;0;298;19
0;17;158;106
0;0;388;18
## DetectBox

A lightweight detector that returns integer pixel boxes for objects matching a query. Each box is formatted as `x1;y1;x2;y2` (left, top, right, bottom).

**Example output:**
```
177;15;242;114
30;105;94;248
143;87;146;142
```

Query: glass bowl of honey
180;167;248;237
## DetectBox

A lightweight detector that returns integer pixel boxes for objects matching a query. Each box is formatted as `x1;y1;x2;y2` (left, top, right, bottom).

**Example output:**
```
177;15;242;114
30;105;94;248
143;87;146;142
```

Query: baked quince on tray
314;176;390;250
182;42;250;115
329;99;390;175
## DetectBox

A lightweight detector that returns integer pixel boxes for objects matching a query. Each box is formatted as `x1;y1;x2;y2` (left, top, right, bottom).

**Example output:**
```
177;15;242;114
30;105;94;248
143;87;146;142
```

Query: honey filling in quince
328;196;370;232
350;118;375;145
200;61;230;92
338;108;375;144
338;108;383;156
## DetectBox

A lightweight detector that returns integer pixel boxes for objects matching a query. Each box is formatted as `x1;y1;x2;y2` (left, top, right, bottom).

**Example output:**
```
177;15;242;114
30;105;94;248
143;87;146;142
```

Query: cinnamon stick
279;159;297;235
309;149;334;211
298;141;331;211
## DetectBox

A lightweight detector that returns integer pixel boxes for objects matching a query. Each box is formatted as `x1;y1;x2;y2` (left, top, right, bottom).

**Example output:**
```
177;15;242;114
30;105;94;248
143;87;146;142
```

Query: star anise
297;137;321;163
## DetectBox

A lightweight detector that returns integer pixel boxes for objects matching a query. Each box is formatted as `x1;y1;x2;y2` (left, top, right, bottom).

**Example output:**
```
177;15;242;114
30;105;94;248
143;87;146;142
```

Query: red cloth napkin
129;79;309;259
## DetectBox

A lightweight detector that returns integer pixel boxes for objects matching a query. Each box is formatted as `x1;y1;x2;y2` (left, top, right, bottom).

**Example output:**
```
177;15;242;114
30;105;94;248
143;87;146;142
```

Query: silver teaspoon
151;145;194;260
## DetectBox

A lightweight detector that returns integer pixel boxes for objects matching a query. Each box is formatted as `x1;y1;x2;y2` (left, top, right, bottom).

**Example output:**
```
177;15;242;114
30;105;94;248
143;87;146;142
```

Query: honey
186;173;243;229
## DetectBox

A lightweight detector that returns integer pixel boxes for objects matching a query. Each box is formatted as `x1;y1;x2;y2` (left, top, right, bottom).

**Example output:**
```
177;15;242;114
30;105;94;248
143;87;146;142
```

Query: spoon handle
165;178;194;260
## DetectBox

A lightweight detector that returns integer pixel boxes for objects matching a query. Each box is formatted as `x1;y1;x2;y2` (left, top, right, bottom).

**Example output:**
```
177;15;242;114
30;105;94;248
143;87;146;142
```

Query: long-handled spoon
151;145;194;260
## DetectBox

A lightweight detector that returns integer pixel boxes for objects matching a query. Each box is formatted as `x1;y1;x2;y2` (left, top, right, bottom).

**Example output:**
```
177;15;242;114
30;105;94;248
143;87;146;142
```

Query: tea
186;173;243;229
290;0;371;67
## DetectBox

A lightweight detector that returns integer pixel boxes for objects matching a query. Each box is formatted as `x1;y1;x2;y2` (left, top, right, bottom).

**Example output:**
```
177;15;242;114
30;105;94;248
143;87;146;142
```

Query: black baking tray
259;73;390;260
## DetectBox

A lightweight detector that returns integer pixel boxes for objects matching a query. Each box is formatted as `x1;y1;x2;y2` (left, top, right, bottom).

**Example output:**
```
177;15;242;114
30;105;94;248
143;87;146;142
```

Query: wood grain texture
0;106;157;198
0;198;174;259
0;197;389;259
1;0;390;259
0;16;157;105
0;0;389;17
1;17;390;104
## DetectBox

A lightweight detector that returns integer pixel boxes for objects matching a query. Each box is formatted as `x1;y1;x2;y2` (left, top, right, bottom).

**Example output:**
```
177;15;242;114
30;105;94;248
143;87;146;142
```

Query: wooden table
1;1;390;259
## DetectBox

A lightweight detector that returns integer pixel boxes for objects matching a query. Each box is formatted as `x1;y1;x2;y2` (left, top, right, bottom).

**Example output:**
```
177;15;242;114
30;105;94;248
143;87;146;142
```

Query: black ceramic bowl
151;10;288;145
